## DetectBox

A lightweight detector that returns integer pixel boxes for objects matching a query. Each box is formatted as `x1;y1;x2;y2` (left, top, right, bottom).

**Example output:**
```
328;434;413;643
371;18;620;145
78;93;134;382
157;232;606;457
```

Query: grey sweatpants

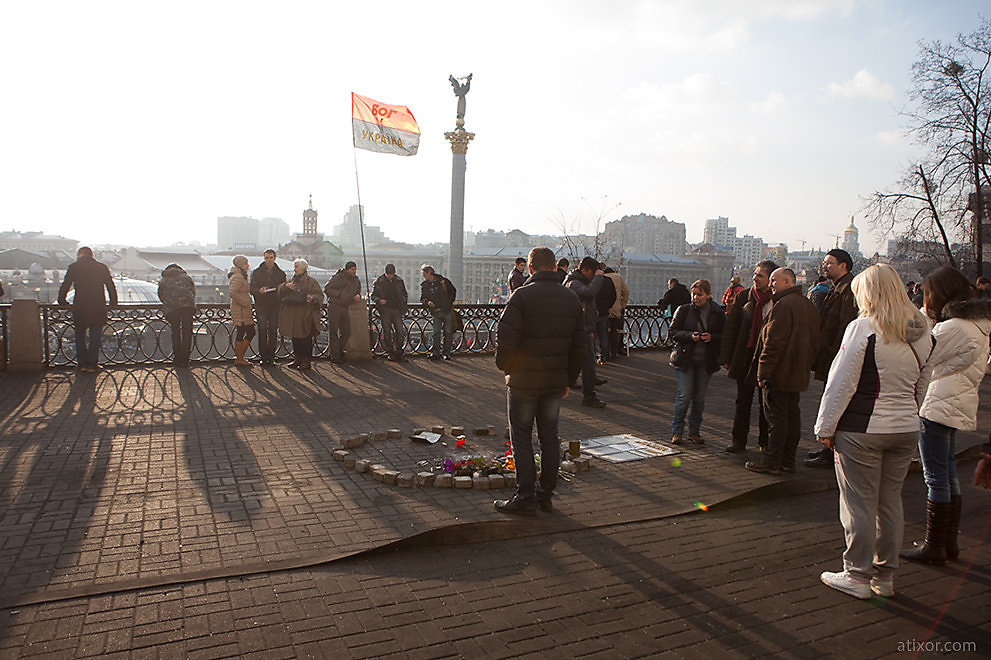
834;430;918;579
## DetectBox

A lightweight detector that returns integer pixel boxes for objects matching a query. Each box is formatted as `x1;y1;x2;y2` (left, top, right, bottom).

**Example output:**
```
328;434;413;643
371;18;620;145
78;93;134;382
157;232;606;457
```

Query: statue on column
449;73;472;127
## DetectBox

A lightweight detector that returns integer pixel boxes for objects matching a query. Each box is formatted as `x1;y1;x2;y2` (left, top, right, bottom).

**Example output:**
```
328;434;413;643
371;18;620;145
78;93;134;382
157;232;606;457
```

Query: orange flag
352;93;420;157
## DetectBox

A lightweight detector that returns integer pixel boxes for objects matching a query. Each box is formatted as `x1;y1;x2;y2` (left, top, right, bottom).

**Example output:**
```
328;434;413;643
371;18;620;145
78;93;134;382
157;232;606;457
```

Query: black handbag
282;287;308;306
668;306;704;369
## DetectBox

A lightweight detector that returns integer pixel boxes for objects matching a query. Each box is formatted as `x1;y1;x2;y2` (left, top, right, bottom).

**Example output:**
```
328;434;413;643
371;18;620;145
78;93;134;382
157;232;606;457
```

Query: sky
1;0;988;255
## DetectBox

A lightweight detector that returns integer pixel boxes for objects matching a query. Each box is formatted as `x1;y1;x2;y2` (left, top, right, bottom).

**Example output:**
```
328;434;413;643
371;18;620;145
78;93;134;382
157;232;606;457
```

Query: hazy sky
1;1;986;254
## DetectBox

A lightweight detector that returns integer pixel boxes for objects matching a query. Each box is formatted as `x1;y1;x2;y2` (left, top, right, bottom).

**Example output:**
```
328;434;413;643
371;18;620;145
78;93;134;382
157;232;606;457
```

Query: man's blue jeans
672;362;712;435
75;324;103;368
919;417;960;503
581;332;597;399
431;309;453;358
508;387;564;502
596;316;609;362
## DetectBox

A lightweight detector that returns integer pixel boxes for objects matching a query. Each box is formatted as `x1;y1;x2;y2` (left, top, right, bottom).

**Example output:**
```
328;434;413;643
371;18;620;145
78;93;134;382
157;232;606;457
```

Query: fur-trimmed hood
944;296;991;322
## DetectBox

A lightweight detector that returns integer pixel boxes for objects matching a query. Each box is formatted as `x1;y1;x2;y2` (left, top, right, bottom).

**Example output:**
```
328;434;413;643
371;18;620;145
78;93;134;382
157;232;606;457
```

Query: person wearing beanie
372;263;409;361
324;261;362;364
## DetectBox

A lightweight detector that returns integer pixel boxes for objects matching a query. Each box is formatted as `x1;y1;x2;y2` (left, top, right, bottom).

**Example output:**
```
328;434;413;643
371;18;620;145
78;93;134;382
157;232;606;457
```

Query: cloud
749;91;787;114
827;69;894;100
874;129;908;146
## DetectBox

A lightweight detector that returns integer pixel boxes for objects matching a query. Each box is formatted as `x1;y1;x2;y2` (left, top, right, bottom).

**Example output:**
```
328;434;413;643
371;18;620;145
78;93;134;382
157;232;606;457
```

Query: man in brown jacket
745;268;820;475
806;248;857;469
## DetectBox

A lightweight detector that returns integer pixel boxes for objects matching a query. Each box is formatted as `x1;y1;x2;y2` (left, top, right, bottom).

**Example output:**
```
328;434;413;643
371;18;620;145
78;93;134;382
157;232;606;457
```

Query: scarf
747;288;773;349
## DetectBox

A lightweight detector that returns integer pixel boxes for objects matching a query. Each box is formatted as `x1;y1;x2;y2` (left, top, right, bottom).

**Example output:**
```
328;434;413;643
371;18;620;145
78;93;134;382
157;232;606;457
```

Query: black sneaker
804;453;834;469
595;377;608;386
724;444;746;454
428;355;442;361
536;498;553;512
581;398;607;408
494;497;536;516
780;463;796;473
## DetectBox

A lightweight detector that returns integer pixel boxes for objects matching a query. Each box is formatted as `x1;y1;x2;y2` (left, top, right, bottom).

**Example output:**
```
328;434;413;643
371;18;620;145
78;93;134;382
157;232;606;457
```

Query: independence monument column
444;73;474;294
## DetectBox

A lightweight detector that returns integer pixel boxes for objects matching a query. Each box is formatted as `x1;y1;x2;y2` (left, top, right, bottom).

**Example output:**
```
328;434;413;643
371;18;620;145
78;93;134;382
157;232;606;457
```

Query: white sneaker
820;571;871;600
870;576;894;598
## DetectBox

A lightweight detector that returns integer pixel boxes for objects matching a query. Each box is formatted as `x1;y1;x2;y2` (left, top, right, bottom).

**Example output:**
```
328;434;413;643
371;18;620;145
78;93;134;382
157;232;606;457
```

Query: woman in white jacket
902;266;991;565
815;264;933;599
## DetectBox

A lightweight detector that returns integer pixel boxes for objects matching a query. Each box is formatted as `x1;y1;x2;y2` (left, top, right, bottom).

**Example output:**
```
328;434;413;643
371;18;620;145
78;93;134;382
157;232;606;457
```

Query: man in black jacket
420;264;457;360
58;246;118;372
249;249;287;366
372;264;408;361
806;248;857;469
658;278;691;317
719;260;777;454
595;263;617;363
508;257;527;292
494;247;585;516
566;257;608;408
158;264;197;368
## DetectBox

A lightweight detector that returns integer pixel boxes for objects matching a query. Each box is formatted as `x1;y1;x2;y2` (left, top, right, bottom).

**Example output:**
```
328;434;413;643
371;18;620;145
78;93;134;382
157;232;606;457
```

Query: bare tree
867;18;991;274
548;195;621;265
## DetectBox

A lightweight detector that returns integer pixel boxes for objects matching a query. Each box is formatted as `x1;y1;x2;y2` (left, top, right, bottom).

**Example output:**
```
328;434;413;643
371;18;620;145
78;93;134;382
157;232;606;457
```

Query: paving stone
431;425;445;434
396;473;414;488
488;474;505;489
0;350;987;658
560;460;576;473
387;429;402;439
343;455;356;468
451;426;465;436
372;431;388;441
473;427;488;436
332;450;349;463
343;436;366;449
416;472;435;487
381;470;400;485
354;459;371;474
434;473;453;488
471;476;489;490
574;457;591;472
454;476;473;489
504;473;517;489
370;465;388;482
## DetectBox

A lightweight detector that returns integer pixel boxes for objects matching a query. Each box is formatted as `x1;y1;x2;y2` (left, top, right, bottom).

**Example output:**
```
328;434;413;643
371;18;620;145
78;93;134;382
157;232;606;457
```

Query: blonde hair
851;264;925;343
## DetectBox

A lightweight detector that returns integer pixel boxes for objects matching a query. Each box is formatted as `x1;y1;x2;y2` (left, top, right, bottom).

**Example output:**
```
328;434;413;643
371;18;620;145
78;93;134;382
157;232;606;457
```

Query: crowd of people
53;244;991;597
660;249;991;601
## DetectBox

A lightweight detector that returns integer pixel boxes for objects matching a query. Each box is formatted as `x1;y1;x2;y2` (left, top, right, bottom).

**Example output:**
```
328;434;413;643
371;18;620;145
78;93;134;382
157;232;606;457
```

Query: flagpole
352;146;373;327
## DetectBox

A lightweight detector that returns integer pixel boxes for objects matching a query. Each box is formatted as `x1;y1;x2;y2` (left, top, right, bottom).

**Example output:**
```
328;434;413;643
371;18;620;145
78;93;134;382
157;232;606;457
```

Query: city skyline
1;1;986;254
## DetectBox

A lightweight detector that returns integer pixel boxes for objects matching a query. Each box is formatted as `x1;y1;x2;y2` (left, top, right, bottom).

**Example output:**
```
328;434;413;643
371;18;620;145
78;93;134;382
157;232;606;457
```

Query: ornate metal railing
38;303;672;367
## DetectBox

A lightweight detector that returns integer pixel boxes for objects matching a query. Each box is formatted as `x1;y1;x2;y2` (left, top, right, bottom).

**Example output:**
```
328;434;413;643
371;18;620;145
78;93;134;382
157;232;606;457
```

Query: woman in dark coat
667;279;725;445
278;258;324;370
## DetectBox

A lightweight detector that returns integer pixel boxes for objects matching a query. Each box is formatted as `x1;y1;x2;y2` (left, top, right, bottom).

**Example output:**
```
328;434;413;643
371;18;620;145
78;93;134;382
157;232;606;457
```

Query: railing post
7;299;44;372
346;304;372;361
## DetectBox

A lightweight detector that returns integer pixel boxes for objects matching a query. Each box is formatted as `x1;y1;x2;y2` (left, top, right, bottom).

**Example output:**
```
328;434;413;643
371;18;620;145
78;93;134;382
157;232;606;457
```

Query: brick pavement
0;350;989;657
